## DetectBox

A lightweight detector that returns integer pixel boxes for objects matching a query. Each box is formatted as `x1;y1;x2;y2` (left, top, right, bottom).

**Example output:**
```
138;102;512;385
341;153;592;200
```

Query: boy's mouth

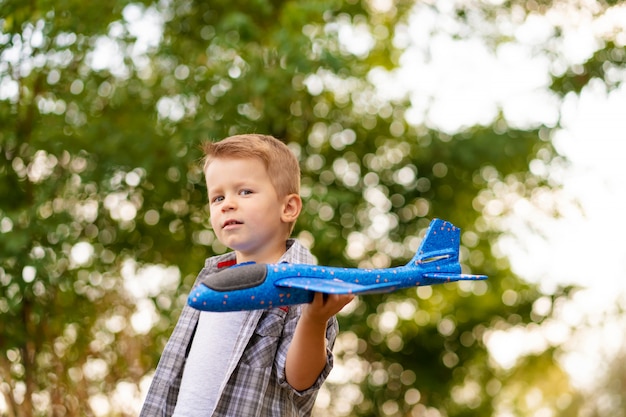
223;219;243;228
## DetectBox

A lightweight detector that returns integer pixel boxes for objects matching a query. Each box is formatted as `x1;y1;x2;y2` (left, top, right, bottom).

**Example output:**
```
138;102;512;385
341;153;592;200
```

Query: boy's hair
202;134;301;232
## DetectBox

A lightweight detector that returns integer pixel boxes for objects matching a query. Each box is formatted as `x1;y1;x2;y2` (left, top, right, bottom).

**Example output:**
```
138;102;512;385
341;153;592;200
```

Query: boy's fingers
324;293;355;313
310;292;325;308
316;292;325;304
308;292;355;314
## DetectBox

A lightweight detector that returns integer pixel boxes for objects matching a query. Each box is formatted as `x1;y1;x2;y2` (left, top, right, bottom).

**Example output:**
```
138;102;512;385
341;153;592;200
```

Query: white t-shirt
172;310;246;416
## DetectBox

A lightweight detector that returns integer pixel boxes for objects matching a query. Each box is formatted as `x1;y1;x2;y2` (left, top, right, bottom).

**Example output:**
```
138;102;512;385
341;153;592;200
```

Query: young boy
140;134;354;416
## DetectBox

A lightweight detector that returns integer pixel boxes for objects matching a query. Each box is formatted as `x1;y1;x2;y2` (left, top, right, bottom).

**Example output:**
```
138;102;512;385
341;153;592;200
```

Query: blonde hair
202;134;301;232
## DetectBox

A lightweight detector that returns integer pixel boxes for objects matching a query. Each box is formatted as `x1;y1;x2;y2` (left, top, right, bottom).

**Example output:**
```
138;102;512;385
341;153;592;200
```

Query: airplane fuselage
188;253;470;312
187;219;487;312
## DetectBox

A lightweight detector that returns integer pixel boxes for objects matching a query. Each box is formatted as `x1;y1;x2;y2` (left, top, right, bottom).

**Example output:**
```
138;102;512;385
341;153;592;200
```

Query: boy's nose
221;195;236;211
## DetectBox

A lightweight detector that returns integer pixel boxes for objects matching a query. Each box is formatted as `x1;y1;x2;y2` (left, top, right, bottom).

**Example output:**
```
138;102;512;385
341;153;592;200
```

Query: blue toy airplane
188;219;487;312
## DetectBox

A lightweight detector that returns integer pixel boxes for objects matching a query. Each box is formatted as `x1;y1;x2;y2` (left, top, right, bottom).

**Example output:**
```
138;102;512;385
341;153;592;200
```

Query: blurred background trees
1;0;624;416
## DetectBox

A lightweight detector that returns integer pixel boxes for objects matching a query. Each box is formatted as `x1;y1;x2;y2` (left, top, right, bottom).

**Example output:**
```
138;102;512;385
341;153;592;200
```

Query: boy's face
205;157;297;263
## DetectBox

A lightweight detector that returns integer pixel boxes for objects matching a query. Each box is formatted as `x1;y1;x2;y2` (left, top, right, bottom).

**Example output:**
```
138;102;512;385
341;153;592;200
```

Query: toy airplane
188;219;487;312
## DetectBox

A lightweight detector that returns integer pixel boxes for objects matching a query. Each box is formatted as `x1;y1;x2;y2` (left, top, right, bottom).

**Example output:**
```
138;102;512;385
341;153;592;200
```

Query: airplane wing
274;277;402;295
422;273;488;283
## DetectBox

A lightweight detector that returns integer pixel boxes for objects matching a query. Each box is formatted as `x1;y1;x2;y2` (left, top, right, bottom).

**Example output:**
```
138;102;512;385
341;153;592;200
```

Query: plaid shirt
140;240;339;416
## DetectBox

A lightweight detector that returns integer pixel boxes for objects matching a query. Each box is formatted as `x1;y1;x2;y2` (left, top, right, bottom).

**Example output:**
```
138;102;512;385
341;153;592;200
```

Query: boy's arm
285;292;354;391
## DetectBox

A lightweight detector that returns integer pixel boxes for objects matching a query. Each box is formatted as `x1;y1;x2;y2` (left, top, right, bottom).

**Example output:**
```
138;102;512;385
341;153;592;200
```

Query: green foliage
1;0;624;415
551;41;626;94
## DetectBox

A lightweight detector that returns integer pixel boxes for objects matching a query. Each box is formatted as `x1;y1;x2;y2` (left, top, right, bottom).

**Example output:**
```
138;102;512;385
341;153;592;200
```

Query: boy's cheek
208;216;219;231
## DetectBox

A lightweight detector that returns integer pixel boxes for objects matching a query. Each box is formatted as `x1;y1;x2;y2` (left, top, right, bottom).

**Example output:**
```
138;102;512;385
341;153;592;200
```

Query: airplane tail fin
407;219;487;283
412;218;460;264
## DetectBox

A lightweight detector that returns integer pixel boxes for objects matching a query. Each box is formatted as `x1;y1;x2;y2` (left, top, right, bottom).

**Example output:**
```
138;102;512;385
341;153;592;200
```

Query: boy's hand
300;292;355;324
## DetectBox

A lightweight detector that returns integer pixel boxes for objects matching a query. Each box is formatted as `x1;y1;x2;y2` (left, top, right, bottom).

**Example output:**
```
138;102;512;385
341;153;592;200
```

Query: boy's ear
281;194;302;223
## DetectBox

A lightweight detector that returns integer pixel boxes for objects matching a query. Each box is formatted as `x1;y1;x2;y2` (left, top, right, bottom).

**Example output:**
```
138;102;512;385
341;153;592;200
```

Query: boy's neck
235;240;289;264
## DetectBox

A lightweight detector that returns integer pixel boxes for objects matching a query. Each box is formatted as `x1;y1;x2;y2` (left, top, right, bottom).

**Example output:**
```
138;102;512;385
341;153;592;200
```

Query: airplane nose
188;284;207;309
189;281;239;312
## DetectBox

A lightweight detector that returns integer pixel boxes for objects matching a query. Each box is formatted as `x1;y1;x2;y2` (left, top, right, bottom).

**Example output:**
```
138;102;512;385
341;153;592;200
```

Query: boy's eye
211;195;224;203
239;189;253;196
